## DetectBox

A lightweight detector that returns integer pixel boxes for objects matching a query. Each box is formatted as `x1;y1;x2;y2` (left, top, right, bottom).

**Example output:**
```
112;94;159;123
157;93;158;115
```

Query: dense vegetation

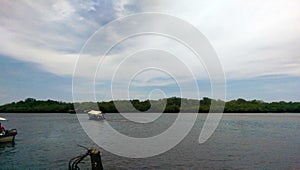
0;97;300;113
0;98;74;113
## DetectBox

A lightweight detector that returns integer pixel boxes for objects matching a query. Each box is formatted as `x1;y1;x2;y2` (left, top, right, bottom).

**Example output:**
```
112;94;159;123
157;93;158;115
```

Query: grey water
0;113;299;169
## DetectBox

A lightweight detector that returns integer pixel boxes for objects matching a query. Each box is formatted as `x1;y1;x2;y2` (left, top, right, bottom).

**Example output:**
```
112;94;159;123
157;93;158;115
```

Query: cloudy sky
0;0;299;104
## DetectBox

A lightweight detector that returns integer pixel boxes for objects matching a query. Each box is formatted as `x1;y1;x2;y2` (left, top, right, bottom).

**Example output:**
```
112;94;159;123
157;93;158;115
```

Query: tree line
0;97;299;113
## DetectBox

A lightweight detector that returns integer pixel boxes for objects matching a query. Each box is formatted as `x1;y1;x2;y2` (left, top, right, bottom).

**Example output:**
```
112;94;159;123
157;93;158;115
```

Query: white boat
88;110;105;120
0;117;7;121
0;117;17;143
0;129;17;143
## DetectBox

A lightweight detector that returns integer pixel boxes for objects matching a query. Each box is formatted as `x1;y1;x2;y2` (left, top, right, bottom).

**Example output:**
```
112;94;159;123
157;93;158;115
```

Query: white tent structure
0;117;7;121
88;110;102;114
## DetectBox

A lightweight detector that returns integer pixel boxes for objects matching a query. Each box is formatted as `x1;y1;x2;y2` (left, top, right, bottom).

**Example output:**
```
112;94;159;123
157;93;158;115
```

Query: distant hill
0;98;74;113
0;97;300;113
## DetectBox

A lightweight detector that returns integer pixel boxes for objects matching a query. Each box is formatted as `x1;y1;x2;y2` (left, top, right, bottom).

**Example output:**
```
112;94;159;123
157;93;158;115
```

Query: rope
69;145;91;170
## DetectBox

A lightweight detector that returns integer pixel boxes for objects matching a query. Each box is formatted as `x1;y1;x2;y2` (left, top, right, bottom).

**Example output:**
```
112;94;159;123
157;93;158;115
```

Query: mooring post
89;148;104;170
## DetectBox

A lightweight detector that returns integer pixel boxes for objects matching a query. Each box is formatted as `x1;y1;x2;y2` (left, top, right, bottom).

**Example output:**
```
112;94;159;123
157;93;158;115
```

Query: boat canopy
0;117;7;121
88;110;102;115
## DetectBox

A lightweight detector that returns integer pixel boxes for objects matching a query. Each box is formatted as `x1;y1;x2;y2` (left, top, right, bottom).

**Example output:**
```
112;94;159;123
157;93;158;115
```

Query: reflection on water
0;113;299;169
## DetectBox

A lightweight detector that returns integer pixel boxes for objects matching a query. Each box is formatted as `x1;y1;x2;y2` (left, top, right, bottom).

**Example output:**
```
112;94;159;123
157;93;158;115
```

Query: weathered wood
90;148;104;170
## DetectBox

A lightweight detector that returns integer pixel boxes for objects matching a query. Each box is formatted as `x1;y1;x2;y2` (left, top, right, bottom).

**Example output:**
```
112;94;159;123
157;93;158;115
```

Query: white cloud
130;0;300;79
0;0;299;81
0;0;102;76
50;1;75;21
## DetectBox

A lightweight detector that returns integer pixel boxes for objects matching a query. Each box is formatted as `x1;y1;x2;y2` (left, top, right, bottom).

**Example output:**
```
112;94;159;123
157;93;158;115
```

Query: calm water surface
0;113;299;169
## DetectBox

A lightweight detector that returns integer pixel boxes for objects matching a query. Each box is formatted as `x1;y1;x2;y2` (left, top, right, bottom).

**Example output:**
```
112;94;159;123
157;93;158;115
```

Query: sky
0;0;299;104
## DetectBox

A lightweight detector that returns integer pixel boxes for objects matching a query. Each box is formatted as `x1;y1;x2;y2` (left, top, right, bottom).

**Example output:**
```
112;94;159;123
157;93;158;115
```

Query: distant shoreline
1;112;299;114
0;97;299;113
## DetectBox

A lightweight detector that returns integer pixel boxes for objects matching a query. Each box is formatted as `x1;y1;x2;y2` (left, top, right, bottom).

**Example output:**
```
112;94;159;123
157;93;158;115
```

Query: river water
0;113;299;169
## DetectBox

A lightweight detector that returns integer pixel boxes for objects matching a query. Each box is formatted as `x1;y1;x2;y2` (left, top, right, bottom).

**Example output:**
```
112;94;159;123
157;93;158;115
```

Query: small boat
88;110;105;120
0;129;17;143
0;117;7;121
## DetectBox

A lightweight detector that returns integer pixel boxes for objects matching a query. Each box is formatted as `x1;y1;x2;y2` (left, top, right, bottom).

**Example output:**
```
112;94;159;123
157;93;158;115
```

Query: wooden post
89;148;104;170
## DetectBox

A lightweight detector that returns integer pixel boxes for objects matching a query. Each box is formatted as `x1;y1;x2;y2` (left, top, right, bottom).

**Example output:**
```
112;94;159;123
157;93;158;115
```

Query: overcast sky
0;0;299;104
